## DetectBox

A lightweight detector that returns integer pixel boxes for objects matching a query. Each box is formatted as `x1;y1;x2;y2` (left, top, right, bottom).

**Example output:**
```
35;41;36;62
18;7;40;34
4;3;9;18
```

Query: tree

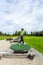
0;31;3;36
15;30;18;36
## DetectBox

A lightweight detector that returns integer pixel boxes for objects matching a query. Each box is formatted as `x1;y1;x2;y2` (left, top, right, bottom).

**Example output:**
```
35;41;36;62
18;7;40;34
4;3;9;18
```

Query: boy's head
21;28;24;31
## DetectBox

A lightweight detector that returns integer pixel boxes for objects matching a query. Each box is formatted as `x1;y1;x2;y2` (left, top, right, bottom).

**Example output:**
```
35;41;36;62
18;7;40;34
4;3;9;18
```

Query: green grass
24;36;43;54
0;36;43;54
0;36;17;40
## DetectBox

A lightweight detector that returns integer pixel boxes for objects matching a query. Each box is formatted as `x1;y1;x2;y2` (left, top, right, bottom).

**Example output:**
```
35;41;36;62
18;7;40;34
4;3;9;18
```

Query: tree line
0;30;27;36
31;31;43;36
0;30;43;36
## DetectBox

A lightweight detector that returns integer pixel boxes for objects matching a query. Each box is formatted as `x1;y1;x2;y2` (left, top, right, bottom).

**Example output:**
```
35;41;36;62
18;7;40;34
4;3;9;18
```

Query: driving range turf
0;36;43;54
24;36;43;54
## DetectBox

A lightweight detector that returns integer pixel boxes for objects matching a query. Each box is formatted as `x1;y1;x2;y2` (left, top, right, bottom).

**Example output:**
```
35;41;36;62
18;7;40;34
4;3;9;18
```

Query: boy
19;28;25;44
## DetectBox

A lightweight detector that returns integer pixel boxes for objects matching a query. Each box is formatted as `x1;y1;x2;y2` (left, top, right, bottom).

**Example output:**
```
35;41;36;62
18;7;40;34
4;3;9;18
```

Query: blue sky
0;0;43;34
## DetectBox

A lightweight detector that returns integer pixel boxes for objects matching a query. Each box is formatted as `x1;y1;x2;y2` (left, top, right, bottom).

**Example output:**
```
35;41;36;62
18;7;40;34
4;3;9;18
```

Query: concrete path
30;48;43;61
0;40;43;65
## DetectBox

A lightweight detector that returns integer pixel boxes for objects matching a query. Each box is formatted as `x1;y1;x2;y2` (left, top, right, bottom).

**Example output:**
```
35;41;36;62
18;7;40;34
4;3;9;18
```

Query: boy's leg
19;36;24;43
21;36;24;43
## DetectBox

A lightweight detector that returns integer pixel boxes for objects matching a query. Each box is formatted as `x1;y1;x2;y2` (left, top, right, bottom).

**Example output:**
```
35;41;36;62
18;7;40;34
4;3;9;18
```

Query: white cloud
0;0;43;33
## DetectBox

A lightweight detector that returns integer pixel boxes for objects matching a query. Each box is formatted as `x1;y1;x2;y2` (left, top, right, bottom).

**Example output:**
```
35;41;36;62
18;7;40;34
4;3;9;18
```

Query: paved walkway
0;40;43;65
30;48;43;61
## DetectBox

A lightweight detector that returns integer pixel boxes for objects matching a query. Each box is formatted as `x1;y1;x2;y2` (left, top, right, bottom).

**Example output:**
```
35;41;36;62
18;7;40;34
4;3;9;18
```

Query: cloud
0;0;43;33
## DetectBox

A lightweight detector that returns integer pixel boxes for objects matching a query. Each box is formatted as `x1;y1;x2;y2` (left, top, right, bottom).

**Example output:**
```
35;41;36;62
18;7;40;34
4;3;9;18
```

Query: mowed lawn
24;36;43;54
0;36;43;54
0;36;17;40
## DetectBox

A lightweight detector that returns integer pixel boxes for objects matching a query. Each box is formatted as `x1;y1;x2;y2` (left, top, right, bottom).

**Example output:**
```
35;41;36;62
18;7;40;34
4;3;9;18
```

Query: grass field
24;36;43;54
0;36;16;40
0;36;43;54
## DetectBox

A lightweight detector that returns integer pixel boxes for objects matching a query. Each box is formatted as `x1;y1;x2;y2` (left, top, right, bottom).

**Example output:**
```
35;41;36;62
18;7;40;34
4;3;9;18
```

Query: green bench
10;44;35;60
10;43;31;53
